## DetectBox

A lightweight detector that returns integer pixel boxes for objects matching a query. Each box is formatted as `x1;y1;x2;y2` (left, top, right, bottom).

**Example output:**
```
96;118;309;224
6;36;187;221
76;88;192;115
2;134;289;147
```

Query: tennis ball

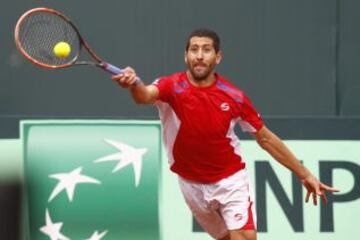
53;41;71;58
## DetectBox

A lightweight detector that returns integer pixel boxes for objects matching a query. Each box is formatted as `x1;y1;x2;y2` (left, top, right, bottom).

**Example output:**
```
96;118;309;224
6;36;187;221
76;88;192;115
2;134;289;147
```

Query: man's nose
196;50;204;59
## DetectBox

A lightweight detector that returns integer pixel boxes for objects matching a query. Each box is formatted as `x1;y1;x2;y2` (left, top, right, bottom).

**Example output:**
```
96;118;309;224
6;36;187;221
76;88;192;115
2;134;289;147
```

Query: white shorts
178;169;256;239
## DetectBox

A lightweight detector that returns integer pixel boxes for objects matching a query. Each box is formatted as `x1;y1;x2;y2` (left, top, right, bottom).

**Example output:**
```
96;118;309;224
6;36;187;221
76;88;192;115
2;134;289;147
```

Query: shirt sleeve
151;77;173;103
238;94;264;132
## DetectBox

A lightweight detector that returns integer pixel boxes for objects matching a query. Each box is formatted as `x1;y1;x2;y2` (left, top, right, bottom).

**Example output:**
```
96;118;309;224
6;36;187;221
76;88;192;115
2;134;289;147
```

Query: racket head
14;8;83;69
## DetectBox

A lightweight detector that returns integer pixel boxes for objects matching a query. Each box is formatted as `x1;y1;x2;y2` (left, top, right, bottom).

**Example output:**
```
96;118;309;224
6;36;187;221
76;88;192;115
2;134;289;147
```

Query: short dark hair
186;28;220;53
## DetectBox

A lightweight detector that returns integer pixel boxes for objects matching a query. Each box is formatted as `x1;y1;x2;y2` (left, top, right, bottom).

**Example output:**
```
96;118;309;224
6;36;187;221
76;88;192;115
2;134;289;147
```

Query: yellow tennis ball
53;41;71;58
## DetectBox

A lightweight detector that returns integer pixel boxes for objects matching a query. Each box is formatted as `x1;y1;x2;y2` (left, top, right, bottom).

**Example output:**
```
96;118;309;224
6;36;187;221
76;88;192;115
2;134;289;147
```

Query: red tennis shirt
153;72;264;183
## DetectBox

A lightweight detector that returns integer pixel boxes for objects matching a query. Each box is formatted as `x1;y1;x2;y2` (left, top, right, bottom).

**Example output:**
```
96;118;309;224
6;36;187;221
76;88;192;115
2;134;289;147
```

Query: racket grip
102;62;142;85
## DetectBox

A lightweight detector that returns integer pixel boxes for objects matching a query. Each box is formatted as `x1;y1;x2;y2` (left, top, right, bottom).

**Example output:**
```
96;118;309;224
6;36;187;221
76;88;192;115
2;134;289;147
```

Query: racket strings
17;12;80;66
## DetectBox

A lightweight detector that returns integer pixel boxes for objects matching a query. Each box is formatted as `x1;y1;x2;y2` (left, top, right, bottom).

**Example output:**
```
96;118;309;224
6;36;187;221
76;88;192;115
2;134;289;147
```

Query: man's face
185;37;222;81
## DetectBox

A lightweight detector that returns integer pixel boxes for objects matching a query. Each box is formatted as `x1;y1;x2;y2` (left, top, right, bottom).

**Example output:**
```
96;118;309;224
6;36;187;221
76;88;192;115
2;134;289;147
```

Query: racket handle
102;62;142;85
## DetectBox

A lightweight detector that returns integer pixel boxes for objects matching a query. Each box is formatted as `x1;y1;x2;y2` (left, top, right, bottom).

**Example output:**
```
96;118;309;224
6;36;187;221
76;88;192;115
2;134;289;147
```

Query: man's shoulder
216;74;245;92
152;72;188;95
216;74;247;103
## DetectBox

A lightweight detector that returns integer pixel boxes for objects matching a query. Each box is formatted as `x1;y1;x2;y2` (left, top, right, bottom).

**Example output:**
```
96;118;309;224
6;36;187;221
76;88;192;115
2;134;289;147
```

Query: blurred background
1;0;359;239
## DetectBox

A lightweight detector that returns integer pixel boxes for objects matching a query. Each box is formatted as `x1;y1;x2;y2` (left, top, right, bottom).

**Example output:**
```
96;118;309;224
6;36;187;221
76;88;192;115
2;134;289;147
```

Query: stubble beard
188;63;215;82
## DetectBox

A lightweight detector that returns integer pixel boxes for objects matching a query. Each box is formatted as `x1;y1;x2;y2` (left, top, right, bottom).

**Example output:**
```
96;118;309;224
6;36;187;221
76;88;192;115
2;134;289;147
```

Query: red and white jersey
153;72;264;183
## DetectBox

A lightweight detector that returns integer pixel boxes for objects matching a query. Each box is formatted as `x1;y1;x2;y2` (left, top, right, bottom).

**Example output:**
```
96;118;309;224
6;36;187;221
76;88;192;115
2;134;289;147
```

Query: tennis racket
14;7;141;84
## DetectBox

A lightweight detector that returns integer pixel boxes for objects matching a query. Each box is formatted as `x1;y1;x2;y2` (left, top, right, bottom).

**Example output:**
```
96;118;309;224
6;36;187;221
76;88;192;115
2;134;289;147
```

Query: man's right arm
111;66;159;104
129;83;159;104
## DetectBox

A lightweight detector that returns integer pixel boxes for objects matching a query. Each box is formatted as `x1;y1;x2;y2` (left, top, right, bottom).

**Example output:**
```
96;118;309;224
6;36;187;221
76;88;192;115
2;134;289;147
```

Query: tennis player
111;29;339;240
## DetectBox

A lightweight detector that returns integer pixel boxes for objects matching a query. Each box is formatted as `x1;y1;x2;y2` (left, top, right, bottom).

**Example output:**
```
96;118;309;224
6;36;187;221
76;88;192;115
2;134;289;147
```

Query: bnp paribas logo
40;139;147;240
23;121;161;240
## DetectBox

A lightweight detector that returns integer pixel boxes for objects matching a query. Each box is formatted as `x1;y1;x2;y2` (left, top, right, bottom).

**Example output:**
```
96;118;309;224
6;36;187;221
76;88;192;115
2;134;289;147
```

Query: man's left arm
253;126;339;205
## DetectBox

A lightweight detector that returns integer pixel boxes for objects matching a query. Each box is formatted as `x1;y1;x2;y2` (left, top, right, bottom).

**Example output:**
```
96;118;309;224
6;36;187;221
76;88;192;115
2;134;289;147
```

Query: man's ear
216;51;223;65
184;51;188;65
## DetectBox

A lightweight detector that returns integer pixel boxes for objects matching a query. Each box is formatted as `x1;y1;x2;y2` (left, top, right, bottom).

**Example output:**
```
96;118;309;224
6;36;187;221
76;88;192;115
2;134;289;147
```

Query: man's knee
217;234;230;240
229;229;257;240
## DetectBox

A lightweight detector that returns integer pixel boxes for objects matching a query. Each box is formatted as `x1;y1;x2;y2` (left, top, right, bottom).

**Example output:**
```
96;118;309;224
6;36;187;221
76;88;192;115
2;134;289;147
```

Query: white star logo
40;209;70;240
94;139;147;187
48;167;101;202
85;230;108;240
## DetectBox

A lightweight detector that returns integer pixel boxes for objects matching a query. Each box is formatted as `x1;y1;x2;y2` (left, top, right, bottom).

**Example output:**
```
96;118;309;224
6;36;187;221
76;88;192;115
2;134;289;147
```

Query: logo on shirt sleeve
152;78;160;85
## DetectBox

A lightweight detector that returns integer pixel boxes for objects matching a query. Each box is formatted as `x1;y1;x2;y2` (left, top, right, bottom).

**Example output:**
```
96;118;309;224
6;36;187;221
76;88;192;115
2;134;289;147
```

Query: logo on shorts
234;213;243;221
220;102;230;111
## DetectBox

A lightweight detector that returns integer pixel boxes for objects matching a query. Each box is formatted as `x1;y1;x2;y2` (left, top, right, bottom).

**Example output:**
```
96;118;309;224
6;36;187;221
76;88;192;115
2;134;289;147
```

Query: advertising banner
20;120;360;240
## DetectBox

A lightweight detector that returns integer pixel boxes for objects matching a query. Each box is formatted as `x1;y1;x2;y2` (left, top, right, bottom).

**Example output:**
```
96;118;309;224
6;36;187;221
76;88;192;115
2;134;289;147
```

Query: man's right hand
111;66;139;88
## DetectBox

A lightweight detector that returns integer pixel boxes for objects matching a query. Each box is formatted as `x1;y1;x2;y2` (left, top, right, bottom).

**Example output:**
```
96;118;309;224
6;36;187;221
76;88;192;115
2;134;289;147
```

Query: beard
188;62;215;81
